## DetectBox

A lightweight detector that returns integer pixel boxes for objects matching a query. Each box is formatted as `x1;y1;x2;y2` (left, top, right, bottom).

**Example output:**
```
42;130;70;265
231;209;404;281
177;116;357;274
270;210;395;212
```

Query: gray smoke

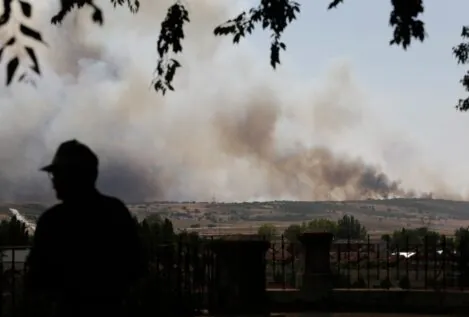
0;0;461;203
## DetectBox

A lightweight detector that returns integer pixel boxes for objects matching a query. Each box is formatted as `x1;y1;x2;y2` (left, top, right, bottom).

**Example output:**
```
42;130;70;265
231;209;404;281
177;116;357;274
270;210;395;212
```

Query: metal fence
0;241;218;317
266;235;469;290
2;235;469;316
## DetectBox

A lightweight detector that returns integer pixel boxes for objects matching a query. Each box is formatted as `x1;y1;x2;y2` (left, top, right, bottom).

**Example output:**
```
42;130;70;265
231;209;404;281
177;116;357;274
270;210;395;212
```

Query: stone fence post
299;232;334;300
208;236;270;315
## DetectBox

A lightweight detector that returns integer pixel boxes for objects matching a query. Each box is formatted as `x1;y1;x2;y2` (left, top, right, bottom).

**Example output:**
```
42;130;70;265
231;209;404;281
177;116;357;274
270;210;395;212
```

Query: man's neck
62;188;99;203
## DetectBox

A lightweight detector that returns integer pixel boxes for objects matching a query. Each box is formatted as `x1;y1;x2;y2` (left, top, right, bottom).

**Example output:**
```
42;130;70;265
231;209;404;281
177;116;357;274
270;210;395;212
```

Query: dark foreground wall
269;289;469;315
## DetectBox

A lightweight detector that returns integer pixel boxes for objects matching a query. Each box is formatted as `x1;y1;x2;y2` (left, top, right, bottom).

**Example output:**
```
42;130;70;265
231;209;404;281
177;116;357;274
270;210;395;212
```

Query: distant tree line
0;213;199;250
0;216;31;246
257;215;367;242
2;212;469;252
257;214;469;251
381;226;469;252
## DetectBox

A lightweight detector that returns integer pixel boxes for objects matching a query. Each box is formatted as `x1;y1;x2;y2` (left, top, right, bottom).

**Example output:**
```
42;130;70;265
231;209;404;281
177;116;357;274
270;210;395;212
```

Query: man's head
40;140;99;201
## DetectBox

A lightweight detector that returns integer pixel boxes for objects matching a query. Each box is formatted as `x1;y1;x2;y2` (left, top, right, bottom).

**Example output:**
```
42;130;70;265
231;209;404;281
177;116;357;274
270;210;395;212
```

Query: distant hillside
110;198;469;233
0;203;46;222
2;198;469;234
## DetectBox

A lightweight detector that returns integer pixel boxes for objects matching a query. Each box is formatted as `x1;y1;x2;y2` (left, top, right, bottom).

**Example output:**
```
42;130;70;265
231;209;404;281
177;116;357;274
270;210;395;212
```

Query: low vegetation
2;198;469;236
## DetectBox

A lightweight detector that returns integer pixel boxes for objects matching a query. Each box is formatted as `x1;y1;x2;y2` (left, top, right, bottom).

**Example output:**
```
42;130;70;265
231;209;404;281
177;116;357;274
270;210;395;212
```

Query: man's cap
40;139;99;173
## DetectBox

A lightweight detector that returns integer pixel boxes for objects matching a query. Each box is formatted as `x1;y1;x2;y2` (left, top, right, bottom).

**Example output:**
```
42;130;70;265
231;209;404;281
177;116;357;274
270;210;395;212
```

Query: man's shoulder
97;194;135;228
98;194;128;210
38;203;65;222
33;204;66;234
97;194;133;221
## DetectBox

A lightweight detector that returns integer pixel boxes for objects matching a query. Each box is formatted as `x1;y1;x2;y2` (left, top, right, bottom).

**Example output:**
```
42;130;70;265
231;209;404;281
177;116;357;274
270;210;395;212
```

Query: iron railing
266;235;469;290
0;241;218;317
2;235;469;316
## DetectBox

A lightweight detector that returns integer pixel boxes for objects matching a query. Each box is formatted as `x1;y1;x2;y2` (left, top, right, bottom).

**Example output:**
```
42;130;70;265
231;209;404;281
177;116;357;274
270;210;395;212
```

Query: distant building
331;239;386;253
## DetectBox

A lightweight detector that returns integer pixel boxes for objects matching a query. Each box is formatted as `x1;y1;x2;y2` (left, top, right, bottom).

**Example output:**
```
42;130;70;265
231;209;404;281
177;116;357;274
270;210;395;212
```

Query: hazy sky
243;0;469;186
1;0;469;201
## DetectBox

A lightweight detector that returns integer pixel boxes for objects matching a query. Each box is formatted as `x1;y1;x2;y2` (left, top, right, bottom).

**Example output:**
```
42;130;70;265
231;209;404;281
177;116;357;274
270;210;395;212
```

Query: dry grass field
1;198;469;235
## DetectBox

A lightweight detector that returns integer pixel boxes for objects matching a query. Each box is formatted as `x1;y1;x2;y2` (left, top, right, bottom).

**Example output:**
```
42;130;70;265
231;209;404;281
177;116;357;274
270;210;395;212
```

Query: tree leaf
4;37;15;46
18;72;26;82
127;0;139;13
6;57;19;85
19;1;32;18
91;7;103;25
0;37;14;63
24;46;40;74
0;0;13;26
19;24;44;43
153;3;189;94
328;0;344;10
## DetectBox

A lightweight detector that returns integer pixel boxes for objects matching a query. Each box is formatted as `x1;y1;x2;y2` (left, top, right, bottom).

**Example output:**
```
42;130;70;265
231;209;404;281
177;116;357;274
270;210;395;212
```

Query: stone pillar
299;232;334;299
208;236;270;315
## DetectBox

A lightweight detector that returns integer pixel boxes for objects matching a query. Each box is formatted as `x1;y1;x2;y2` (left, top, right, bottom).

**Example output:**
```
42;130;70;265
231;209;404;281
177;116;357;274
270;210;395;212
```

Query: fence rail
2;235;469;316
266;235;469;290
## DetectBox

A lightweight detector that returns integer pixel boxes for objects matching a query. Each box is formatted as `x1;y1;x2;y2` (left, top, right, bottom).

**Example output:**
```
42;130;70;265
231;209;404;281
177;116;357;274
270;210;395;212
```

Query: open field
125;198;469;235
1;198;469;235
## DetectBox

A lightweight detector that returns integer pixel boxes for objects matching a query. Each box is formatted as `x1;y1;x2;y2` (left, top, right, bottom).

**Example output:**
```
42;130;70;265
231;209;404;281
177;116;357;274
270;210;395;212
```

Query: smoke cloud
0;0;461;203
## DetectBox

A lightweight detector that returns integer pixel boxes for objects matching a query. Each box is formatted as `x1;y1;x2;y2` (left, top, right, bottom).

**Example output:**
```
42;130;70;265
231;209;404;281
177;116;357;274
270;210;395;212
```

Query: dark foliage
51;0;139;25
213;0;300;69
0;0;46;86
0;216;31;246
153;2;189;95
0;0;465;109
453;26;469;111
329;0;426;50
388;0;425;49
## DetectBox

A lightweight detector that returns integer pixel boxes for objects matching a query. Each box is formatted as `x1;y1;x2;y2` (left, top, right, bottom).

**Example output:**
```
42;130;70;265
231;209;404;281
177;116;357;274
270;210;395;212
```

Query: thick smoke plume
0;0;460;202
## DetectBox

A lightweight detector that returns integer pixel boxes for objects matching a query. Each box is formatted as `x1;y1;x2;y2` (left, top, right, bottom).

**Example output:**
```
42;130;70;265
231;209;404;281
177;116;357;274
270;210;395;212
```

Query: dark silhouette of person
25;140;146;317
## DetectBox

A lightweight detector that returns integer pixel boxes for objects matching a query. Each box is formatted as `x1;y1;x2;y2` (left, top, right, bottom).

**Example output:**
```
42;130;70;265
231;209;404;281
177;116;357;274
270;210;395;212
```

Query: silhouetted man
25;140;145;317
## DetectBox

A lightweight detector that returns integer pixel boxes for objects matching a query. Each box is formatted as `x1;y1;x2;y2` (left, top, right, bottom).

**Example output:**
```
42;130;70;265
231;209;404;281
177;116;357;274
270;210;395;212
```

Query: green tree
452;227;469;287
387;228;422;250
453;27;469;110
302;219;338;235
2;0;467;106
145;213;164;225
161;218;175;243
0;216;31;246
455;227;469;249
384;227;441;250
138;215;176;260
283;224;302;243
442;235;456;251
381;233;391;243
177;230;200;244
257;223;278;240
285;216;367;241
416;227;440;247
336;215;367;240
